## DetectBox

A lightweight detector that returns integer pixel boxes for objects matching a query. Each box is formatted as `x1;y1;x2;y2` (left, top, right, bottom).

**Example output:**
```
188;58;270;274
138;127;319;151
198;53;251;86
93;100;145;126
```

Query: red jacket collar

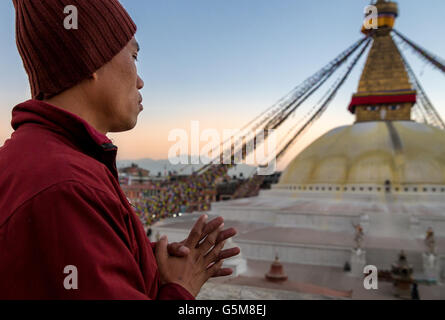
11;99;119;178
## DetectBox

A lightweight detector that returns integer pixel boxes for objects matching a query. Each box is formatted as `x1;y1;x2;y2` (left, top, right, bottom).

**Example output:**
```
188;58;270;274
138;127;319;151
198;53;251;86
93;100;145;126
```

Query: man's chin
109;119;138;133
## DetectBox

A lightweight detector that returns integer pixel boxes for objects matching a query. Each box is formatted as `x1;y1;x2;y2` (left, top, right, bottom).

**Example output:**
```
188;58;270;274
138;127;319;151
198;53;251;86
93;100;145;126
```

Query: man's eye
133;55;138;61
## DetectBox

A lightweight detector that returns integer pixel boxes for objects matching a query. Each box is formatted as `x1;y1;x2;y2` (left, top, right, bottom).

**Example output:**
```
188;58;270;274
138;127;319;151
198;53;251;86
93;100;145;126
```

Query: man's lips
138;96;143;110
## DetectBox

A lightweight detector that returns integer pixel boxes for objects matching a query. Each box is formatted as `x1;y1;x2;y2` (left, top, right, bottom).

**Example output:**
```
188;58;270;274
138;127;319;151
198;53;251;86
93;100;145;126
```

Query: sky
1;0;445;170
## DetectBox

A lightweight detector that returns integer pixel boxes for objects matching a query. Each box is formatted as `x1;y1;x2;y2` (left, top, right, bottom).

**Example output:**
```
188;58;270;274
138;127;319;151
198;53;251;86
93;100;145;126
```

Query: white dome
279;121;445;186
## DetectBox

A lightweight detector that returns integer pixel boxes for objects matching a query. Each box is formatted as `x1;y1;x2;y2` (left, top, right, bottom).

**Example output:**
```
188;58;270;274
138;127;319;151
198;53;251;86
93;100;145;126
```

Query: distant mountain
117;156;257;178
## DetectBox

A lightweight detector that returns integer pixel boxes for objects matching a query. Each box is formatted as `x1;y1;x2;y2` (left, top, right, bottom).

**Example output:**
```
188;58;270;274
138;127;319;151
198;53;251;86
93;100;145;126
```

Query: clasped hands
155;215;240;297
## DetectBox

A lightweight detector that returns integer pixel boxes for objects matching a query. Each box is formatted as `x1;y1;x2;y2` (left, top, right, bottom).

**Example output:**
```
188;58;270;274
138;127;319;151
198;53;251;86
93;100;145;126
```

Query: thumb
155;235;169;267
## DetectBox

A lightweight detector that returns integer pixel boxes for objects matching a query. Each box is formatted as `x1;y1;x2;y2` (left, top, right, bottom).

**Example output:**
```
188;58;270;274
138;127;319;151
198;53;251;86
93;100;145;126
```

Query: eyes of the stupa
365;105;401;111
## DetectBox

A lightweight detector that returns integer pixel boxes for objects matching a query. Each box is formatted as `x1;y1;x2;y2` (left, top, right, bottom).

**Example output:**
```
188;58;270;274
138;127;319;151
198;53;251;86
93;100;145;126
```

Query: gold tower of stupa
349;0;417;122
279;0;445;187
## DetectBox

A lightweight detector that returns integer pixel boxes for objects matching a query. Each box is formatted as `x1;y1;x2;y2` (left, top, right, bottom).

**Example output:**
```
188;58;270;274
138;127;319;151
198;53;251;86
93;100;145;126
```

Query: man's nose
137;75;144;90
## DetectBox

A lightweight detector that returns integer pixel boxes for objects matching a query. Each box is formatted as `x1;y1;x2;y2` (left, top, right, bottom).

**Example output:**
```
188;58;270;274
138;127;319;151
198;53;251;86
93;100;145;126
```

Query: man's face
94;37;144;132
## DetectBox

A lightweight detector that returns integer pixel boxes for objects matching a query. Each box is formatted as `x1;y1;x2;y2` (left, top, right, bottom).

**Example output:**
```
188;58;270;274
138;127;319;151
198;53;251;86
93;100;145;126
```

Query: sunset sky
1;0;445;170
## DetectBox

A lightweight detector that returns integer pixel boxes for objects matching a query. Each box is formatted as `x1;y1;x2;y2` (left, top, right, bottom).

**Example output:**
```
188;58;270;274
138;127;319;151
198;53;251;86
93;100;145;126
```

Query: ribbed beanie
13;0;137;100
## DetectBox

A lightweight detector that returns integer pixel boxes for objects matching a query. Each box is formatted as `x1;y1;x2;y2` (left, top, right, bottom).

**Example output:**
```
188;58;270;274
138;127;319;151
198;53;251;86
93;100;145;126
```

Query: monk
0;0;240;299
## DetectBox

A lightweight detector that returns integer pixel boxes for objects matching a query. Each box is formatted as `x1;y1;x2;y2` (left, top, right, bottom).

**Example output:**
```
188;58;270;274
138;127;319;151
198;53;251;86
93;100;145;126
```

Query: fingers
167;242;190;257
199;223;224;255
155;235;169;269
218;247;241;261
211;268;234;278
215;227;237;244
199;216;224;243
183;214;208;248
204;240;225;266
206;260;224;279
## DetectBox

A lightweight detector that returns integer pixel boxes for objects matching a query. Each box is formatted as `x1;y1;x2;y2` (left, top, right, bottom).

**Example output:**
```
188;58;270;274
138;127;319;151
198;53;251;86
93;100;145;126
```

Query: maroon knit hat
13;0;137;100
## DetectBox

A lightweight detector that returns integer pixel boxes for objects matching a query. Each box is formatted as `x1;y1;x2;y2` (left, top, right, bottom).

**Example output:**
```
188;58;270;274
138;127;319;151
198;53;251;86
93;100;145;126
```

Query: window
390;105;400;111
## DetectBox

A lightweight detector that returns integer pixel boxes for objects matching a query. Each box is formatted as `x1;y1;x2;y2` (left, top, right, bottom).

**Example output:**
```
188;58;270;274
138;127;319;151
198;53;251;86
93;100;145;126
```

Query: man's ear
90;72;99;81
84;72;99;87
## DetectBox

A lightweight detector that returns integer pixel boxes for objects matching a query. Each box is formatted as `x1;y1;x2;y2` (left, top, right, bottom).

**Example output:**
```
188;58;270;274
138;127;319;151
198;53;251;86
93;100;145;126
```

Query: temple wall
235;239;350;268
212;206;277;224
275;212;362;233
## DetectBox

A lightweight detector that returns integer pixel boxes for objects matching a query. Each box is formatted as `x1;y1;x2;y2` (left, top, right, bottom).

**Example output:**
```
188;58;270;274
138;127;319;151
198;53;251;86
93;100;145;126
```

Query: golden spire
350;1;416;122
